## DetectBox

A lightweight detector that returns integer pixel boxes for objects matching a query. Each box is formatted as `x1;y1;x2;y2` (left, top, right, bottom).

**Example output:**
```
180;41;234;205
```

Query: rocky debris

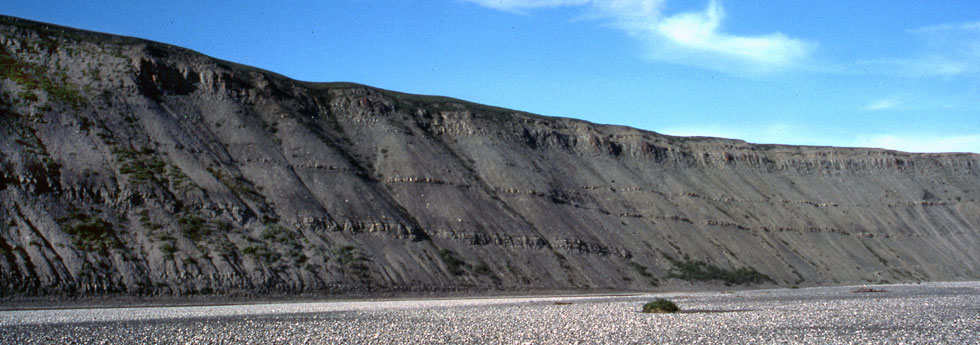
1;15;980;298
3;282;979;344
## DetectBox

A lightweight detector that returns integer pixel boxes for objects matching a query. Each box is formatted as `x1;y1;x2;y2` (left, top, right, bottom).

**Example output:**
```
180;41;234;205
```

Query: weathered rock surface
1;16;979;297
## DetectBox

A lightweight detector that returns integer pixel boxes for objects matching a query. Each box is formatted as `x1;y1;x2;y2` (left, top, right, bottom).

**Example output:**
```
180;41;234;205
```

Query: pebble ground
2;282;978;344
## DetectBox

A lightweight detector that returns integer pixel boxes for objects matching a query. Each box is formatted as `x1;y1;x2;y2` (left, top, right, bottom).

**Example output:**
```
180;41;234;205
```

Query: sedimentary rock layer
1;16;979;296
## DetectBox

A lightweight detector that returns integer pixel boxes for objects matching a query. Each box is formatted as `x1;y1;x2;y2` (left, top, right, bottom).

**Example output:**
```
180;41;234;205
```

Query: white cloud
859;56;977;77
659;125;980;154
593;0;663;20
853;134;980;154
463;0;813;74
859;21;980;77
659;123;822;146
908;21;980;35
658;126;740;140
863;98;901;111
463;0;591;11
646;1;812;71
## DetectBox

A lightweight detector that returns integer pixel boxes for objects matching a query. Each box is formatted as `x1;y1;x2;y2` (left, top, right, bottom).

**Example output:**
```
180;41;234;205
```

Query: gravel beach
2;281;978;344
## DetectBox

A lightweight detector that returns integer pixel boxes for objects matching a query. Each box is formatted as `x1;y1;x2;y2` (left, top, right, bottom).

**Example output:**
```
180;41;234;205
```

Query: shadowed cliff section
2;15;980;297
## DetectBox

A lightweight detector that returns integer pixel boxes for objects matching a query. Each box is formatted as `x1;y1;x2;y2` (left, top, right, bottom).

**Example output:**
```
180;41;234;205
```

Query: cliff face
2;16;979;297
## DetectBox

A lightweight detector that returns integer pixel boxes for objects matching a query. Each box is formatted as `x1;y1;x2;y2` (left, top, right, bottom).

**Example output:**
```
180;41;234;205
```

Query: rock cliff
2;16;979;297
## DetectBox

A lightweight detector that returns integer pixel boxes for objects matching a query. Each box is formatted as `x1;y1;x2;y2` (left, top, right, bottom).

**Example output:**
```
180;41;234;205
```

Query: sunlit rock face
1;15;979;297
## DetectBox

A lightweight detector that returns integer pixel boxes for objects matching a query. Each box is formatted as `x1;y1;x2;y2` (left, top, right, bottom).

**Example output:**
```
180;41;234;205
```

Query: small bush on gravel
642;298;680;313
852;286;887;293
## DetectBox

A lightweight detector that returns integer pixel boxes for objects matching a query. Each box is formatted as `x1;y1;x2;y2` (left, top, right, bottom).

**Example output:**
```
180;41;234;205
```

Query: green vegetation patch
473;260;493;276
642;298;680;313
207;166;265;203
5;117;60;179
243;242;280;265
0;45;85;108
166;164;193;191
239;223;309;266
663;254;772;285
862;242;888;266
58;211;122;254
137;209;162;230
177;214;208;242
113;146;168;185
262;223;307;264
159;241;177;256
331;244;370;278
150;231;177;258
438;249;469;276
629;261;659;286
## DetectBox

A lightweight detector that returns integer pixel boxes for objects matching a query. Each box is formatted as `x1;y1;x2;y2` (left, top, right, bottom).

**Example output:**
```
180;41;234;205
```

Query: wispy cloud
463;0;814;75
659;123;822;146
859;21;980;77
658;126;740;140
463;0;591;12
853;134;980;153
908;21;980;35
859;56;977;77
862;98;901;111
642;1;812;73
660;125;980;154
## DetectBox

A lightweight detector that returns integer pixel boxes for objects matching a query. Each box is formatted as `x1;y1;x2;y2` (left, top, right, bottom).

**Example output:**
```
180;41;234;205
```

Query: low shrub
177;214;208;242
642;298;680;313
113;147;167;184
263;223;306;264
473;260;493;276
207;166;264;202
59;211;122;254
663;254;772;286
852;286;887;293
159;242;177;256
438;249;468;276
331;244;370;278
629;261;659;286
243;244;279;264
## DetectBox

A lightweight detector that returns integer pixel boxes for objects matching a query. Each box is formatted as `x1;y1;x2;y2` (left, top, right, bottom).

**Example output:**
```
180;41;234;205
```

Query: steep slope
2;16;979;297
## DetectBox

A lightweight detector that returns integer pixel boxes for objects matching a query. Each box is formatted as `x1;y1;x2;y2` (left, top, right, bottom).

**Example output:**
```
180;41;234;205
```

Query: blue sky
6;1;980;153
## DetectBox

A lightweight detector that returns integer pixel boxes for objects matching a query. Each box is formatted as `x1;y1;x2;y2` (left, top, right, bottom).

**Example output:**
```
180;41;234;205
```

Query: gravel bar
2;281;979;344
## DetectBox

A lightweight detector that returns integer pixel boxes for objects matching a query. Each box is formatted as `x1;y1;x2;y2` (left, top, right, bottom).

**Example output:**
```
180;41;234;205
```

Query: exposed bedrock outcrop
1;16;979;297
